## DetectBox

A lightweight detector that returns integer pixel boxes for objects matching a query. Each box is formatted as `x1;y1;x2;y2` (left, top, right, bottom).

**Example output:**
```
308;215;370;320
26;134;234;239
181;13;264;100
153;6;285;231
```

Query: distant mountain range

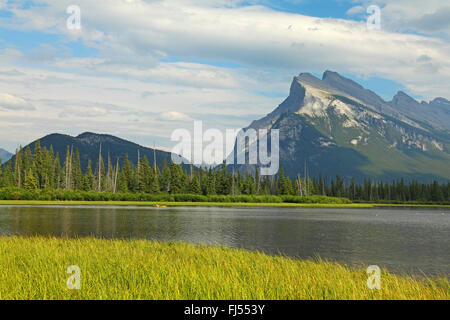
233;71;450;182
0;148;12;164
7;132;176;171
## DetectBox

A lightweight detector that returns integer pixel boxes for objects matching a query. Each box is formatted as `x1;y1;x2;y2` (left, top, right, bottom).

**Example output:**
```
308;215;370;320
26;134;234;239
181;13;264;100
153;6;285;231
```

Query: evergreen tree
169;162;181;194
14;147;23;188
82;161;95;191
24;168;38;191
189;175;201;194
159;159;170;193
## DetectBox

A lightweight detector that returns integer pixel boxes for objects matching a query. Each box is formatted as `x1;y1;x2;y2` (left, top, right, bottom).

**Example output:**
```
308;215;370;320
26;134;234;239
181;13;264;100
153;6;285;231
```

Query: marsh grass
0;237;448;300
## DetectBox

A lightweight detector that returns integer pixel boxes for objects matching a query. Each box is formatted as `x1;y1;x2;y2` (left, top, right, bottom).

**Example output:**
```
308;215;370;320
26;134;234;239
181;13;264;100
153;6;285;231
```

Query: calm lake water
0;205;449;277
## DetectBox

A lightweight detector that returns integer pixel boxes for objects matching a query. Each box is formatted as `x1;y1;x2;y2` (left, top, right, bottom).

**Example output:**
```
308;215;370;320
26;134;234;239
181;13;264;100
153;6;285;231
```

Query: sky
0;0;449;153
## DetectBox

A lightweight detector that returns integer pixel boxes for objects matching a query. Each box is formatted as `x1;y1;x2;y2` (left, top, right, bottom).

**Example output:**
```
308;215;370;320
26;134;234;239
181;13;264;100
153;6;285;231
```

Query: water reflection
0;205;448;276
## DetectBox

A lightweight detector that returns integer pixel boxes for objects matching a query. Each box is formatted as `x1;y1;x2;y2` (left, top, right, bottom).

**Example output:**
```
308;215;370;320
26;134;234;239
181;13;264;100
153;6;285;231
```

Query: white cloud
0;0;449;150
352;0;450;36
158;111;193;121
1;0;448;98
59;106;108;118
0;93;35;110
346;6;364;16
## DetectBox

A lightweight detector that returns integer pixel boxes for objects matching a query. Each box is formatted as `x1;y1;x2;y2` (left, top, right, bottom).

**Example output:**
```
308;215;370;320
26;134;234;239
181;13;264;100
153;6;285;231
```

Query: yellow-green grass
0;237;447;300
0;200;375;208
373;204;450;208
0;200;448;208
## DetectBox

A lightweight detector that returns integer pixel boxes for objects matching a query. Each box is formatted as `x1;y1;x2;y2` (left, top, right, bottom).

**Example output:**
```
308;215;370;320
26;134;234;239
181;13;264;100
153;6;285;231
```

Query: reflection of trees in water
61;207;71;235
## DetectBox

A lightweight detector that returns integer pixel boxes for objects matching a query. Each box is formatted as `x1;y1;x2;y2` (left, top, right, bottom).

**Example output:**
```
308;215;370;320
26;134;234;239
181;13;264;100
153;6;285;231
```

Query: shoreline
0;237;447;300
0;200;449;208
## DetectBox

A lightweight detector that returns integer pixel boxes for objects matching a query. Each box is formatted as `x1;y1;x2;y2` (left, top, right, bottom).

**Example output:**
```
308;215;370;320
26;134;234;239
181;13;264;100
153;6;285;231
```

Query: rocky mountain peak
240;71;450;182
430;97;450;105
391;91;419;106
322;70;341;81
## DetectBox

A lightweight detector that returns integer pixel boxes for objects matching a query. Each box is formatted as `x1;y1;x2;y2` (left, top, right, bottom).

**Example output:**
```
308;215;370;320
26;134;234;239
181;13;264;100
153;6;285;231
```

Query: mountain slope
8;132;175;172
0;148;12;164
235;71;450;182
390;92;450;130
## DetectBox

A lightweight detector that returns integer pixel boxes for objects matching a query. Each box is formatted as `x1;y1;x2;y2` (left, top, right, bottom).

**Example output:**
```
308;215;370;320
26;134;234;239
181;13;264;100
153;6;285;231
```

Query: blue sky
0;0;448;151
241;0;358;19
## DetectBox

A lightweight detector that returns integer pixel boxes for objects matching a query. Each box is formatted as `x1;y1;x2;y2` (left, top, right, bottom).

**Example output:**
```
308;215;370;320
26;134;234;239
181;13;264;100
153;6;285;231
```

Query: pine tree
33;140;43;188
82;160;95;191
189;175;201;194
14;147;23;188
243;171;255;195
140;156;152;193
24;168;38;191
206;169;216;195
169;162;181;194
72;149;82;190
23;147;32;182
159;159;170;193
54;153;62;189
64;146;72;190
121;154;134;192
151;171;160;194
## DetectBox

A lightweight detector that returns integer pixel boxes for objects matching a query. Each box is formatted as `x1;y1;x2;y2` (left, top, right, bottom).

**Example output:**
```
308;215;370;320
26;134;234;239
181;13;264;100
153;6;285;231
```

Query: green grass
1;200;449;208
373;204;450;208
0;237;448;300
0;200;375;208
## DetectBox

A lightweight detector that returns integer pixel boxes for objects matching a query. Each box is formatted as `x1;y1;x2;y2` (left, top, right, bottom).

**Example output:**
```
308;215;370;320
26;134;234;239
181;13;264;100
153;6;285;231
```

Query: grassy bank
0;237;447;300
1;200;449;208
1;189;448;207
0;200;375;208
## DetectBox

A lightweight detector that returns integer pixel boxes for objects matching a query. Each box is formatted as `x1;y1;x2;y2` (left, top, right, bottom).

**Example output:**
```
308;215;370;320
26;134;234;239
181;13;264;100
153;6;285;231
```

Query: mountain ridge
0;148;12;164
6;132;178;172
233;71;450;182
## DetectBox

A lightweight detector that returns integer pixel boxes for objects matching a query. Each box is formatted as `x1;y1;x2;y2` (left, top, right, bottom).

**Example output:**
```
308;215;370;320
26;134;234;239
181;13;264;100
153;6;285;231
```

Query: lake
0;205;448;277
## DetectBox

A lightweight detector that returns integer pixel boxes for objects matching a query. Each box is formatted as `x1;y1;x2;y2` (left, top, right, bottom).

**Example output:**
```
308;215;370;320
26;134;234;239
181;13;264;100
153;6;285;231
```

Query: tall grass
0;237;447;300
0;188;351;204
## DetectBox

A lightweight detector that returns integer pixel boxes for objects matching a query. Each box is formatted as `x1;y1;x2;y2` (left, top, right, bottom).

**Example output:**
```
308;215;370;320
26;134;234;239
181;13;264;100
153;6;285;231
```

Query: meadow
0;237;448;300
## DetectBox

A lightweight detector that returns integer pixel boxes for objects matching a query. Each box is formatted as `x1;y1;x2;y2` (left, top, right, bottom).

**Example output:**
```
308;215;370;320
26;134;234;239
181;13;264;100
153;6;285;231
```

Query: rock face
234;71;450;182
390;92;450;130
0;148;12;164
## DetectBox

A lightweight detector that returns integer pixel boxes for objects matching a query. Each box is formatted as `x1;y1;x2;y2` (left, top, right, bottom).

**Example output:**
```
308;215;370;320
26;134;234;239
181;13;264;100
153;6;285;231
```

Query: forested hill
7;132;174;172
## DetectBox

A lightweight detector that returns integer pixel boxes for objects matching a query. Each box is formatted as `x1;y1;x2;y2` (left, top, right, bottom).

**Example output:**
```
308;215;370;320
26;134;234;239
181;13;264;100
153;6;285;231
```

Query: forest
0;141;449;203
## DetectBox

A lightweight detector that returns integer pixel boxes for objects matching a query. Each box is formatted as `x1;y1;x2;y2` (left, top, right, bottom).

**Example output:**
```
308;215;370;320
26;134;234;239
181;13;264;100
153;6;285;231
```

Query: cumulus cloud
0;0;449;150
0;93;35;110
0;0;448;98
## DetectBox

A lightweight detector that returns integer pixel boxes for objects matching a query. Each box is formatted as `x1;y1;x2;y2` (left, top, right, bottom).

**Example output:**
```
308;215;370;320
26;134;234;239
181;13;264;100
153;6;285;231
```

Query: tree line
0;141;449;203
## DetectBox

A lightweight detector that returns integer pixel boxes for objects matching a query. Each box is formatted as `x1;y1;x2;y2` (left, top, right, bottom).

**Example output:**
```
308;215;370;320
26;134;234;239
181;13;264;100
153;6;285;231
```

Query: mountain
0;148;13;164
7;132;176;171
233;71;450;182
390;92;450;130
